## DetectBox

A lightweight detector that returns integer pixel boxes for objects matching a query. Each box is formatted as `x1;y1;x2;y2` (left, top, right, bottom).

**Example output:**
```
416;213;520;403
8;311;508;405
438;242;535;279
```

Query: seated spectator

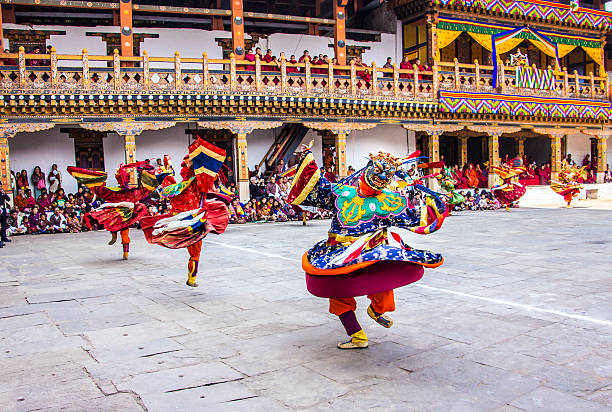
38;213;51;234
229;198;246;224
49;207;67;233
68;211;82;233
265;177;280;199
27;206;41;234
249;176;265;202
37;192;53;211
258;197;272;221
244;200;257;222
271;198;288;222
7;210;27;236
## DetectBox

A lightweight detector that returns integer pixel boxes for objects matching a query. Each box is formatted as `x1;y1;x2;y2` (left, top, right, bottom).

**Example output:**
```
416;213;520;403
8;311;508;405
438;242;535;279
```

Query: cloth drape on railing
515;67;555;91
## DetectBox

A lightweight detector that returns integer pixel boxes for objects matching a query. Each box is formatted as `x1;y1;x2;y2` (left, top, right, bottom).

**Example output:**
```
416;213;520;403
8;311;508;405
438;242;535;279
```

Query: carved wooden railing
438;58;609;101
0;47;607;104
0;47;436;102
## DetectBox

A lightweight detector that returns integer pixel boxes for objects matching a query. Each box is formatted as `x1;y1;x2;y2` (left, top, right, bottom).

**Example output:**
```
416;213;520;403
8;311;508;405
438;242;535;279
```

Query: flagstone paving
1;205;612;411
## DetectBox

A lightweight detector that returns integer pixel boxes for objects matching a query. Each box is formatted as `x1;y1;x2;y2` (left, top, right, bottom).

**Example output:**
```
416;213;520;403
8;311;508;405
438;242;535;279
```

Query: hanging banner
492;26;560;88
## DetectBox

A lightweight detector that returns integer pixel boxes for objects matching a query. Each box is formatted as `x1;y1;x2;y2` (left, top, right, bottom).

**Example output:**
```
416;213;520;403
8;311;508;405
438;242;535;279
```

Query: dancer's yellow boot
122;243;129;260
186;259;199;287
337;329;368;349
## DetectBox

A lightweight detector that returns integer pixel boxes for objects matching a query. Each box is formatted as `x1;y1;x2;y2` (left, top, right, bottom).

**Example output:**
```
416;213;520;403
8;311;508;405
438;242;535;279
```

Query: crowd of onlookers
9;164;104;235
3;152;610;239
243;48;431;83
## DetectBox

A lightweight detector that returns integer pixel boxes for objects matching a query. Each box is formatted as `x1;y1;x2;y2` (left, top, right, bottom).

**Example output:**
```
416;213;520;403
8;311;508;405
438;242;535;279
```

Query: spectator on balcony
400;55;413;79
354;57;371;83
28;47;45;67
287;55;298;73
263;49;274;71
245;48;256;71
331;57;345;76
383;57;393;78
2;49;16;66
255;47;263;60
250;164;262;179
299;50;311;73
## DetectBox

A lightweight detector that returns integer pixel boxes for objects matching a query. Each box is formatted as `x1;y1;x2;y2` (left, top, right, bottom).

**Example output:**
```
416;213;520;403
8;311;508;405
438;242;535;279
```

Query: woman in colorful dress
288;146;447;349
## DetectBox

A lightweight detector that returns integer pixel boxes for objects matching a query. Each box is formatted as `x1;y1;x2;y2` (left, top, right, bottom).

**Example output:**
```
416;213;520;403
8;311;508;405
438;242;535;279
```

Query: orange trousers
329;290;395;316
120;228;130;245
187;240;202;261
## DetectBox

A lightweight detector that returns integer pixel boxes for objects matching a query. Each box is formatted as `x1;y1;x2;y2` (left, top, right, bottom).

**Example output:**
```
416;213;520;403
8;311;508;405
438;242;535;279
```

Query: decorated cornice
581;128;609;139
532;126;569;138
80;121;176;136
431;0;612;31
466;124;522;136
0;122;54;138
197;121;282;135
402;123;465;134
302;122;377;135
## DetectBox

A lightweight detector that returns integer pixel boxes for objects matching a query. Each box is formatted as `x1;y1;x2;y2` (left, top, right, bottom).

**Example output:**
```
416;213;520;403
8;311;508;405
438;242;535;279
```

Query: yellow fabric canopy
583;46;605;76
467;32;493;52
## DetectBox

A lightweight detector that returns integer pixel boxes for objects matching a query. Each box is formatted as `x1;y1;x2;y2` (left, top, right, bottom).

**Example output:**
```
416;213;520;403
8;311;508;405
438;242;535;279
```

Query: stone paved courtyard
1;205;612;411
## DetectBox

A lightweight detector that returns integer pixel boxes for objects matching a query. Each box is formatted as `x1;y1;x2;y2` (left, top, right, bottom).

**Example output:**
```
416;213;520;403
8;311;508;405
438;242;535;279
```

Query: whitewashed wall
298;129;323;167
103;133;125;187
3;23;399;68
245;127;279;169
566;133;592;164
255;32;397;64
346;125;408;170
9;127;78;193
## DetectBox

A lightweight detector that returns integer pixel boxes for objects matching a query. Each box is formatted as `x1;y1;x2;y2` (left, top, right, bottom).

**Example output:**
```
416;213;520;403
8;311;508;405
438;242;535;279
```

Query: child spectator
68;212;82;233
38;213;51;234
7;210;27;236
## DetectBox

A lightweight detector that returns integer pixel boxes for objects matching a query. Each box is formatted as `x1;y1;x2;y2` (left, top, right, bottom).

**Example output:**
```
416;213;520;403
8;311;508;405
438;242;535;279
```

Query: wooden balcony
0;48;608;123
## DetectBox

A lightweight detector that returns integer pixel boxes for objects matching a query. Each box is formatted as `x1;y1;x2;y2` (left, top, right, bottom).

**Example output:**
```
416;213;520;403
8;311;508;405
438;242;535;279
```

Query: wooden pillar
334;0;348;65
335;132;347;178
596;136;607;183
212;0;224;30
236;133;249;202
550;134;562;179
427;130;441;189
124;134;136;184
231;0;245;59
0;5;4;51
428;131;440;164
0;137;9;191
517;137;525;158
488;133;500;188
119;0;133;57
459;136;468;167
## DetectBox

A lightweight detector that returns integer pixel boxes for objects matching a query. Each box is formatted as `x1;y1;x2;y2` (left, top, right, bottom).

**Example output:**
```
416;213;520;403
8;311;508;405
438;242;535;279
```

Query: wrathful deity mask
363;151;401;191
